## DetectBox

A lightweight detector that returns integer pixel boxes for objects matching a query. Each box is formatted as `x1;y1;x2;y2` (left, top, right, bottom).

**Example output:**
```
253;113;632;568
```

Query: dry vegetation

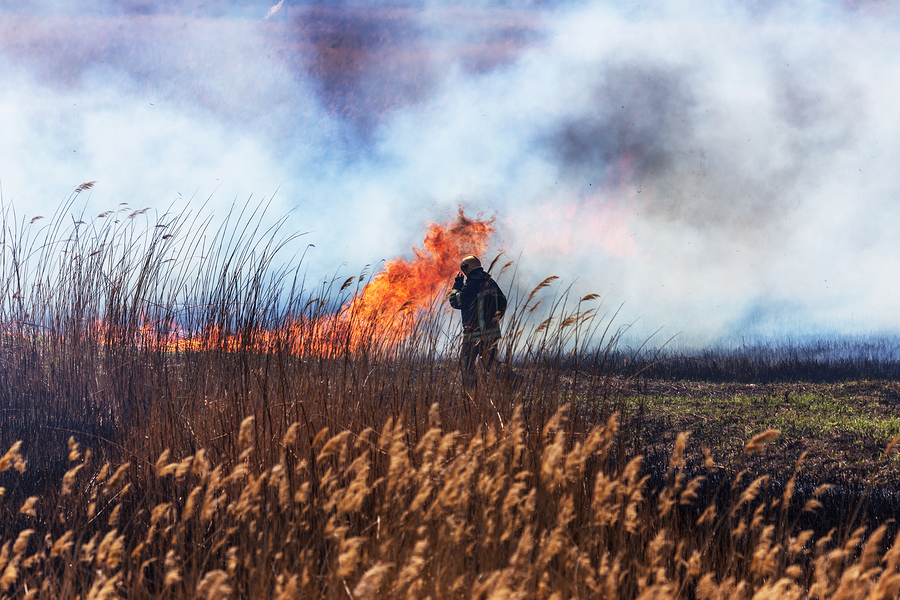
0;194;899;599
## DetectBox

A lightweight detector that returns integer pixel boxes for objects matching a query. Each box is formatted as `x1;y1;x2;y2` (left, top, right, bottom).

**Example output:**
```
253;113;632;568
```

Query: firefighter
448;255;507;388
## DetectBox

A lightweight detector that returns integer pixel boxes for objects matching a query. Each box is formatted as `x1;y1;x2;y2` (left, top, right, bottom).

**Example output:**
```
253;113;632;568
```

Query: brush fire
104;207;495;356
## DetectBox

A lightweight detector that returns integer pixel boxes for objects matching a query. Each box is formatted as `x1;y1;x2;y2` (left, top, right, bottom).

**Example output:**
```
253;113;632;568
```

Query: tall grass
0;197;897;598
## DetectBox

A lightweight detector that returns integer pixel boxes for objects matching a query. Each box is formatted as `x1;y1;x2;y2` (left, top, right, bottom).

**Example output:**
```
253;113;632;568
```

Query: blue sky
1;0;898;346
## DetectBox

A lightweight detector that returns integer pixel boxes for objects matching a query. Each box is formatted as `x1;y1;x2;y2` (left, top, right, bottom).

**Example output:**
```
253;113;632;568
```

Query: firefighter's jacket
448;267;505;342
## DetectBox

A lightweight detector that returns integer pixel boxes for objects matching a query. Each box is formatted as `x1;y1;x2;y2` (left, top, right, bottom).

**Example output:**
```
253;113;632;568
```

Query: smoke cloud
1;0;899;347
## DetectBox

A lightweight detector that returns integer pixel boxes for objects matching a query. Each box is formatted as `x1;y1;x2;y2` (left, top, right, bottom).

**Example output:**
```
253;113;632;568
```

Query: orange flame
339;207;494;348
93;207;495;357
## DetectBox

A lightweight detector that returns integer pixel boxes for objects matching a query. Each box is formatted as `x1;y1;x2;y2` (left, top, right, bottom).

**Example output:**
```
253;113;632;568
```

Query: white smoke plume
0;0;898;347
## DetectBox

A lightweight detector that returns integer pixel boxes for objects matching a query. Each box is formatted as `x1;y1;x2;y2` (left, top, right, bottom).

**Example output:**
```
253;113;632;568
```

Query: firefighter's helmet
460;255;481;274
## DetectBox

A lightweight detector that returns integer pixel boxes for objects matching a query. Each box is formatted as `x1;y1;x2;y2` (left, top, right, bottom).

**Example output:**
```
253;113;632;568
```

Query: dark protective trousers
460;333;498;389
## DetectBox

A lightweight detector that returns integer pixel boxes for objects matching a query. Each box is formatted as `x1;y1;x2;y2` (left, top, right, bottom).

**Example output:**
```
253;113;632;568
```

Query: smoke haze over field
1;0;899;346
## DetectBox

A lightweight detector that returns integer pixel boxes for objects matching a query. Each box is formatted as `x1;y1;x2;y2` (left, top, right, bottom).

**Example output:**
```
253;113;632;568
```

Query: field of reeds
1;194;900;599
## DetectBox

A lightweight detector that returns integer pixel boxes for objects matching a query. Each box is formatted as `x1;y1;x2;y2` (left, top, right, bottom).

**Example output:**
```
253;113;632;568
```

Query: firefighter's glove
454;274;464;288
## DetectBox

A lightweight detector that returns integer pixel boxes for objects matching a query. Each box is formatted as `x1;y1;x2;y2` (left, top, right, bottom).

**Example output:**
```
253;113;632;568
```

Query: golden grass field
1;198;899;599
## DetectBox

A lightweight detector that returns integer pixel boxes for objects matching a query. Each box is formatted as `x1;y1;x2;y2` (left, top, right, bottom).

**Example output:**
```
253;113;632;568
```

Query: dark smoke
549;64;695;187
280;5;539;136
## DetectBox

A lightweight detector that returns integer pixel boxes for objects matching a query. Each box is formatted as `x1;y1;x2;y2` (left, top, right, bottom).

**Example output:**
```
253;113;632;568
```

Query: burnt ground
609;378;900;486
556;377;900;535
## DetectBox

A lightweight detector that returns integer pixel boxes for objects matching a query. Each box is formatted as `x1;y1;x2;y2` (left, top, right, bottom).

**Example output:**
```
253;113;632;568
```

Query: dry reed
0;199;894;598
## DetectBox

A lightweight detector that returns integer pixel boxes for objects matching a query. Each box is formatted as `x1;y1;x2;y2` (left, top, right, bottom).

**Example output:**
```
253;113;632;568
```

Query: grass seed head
19;497;38;517
0;442;26;474
105;462;131;490
744;429;780;455
68;437;81;462
12;530;33;556
238;417;255;452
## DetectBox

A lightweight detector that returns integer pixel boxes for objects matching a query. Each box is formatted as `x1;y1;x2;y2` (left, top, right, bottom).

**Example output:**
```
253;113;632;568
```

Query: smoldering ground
0;0;898;346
